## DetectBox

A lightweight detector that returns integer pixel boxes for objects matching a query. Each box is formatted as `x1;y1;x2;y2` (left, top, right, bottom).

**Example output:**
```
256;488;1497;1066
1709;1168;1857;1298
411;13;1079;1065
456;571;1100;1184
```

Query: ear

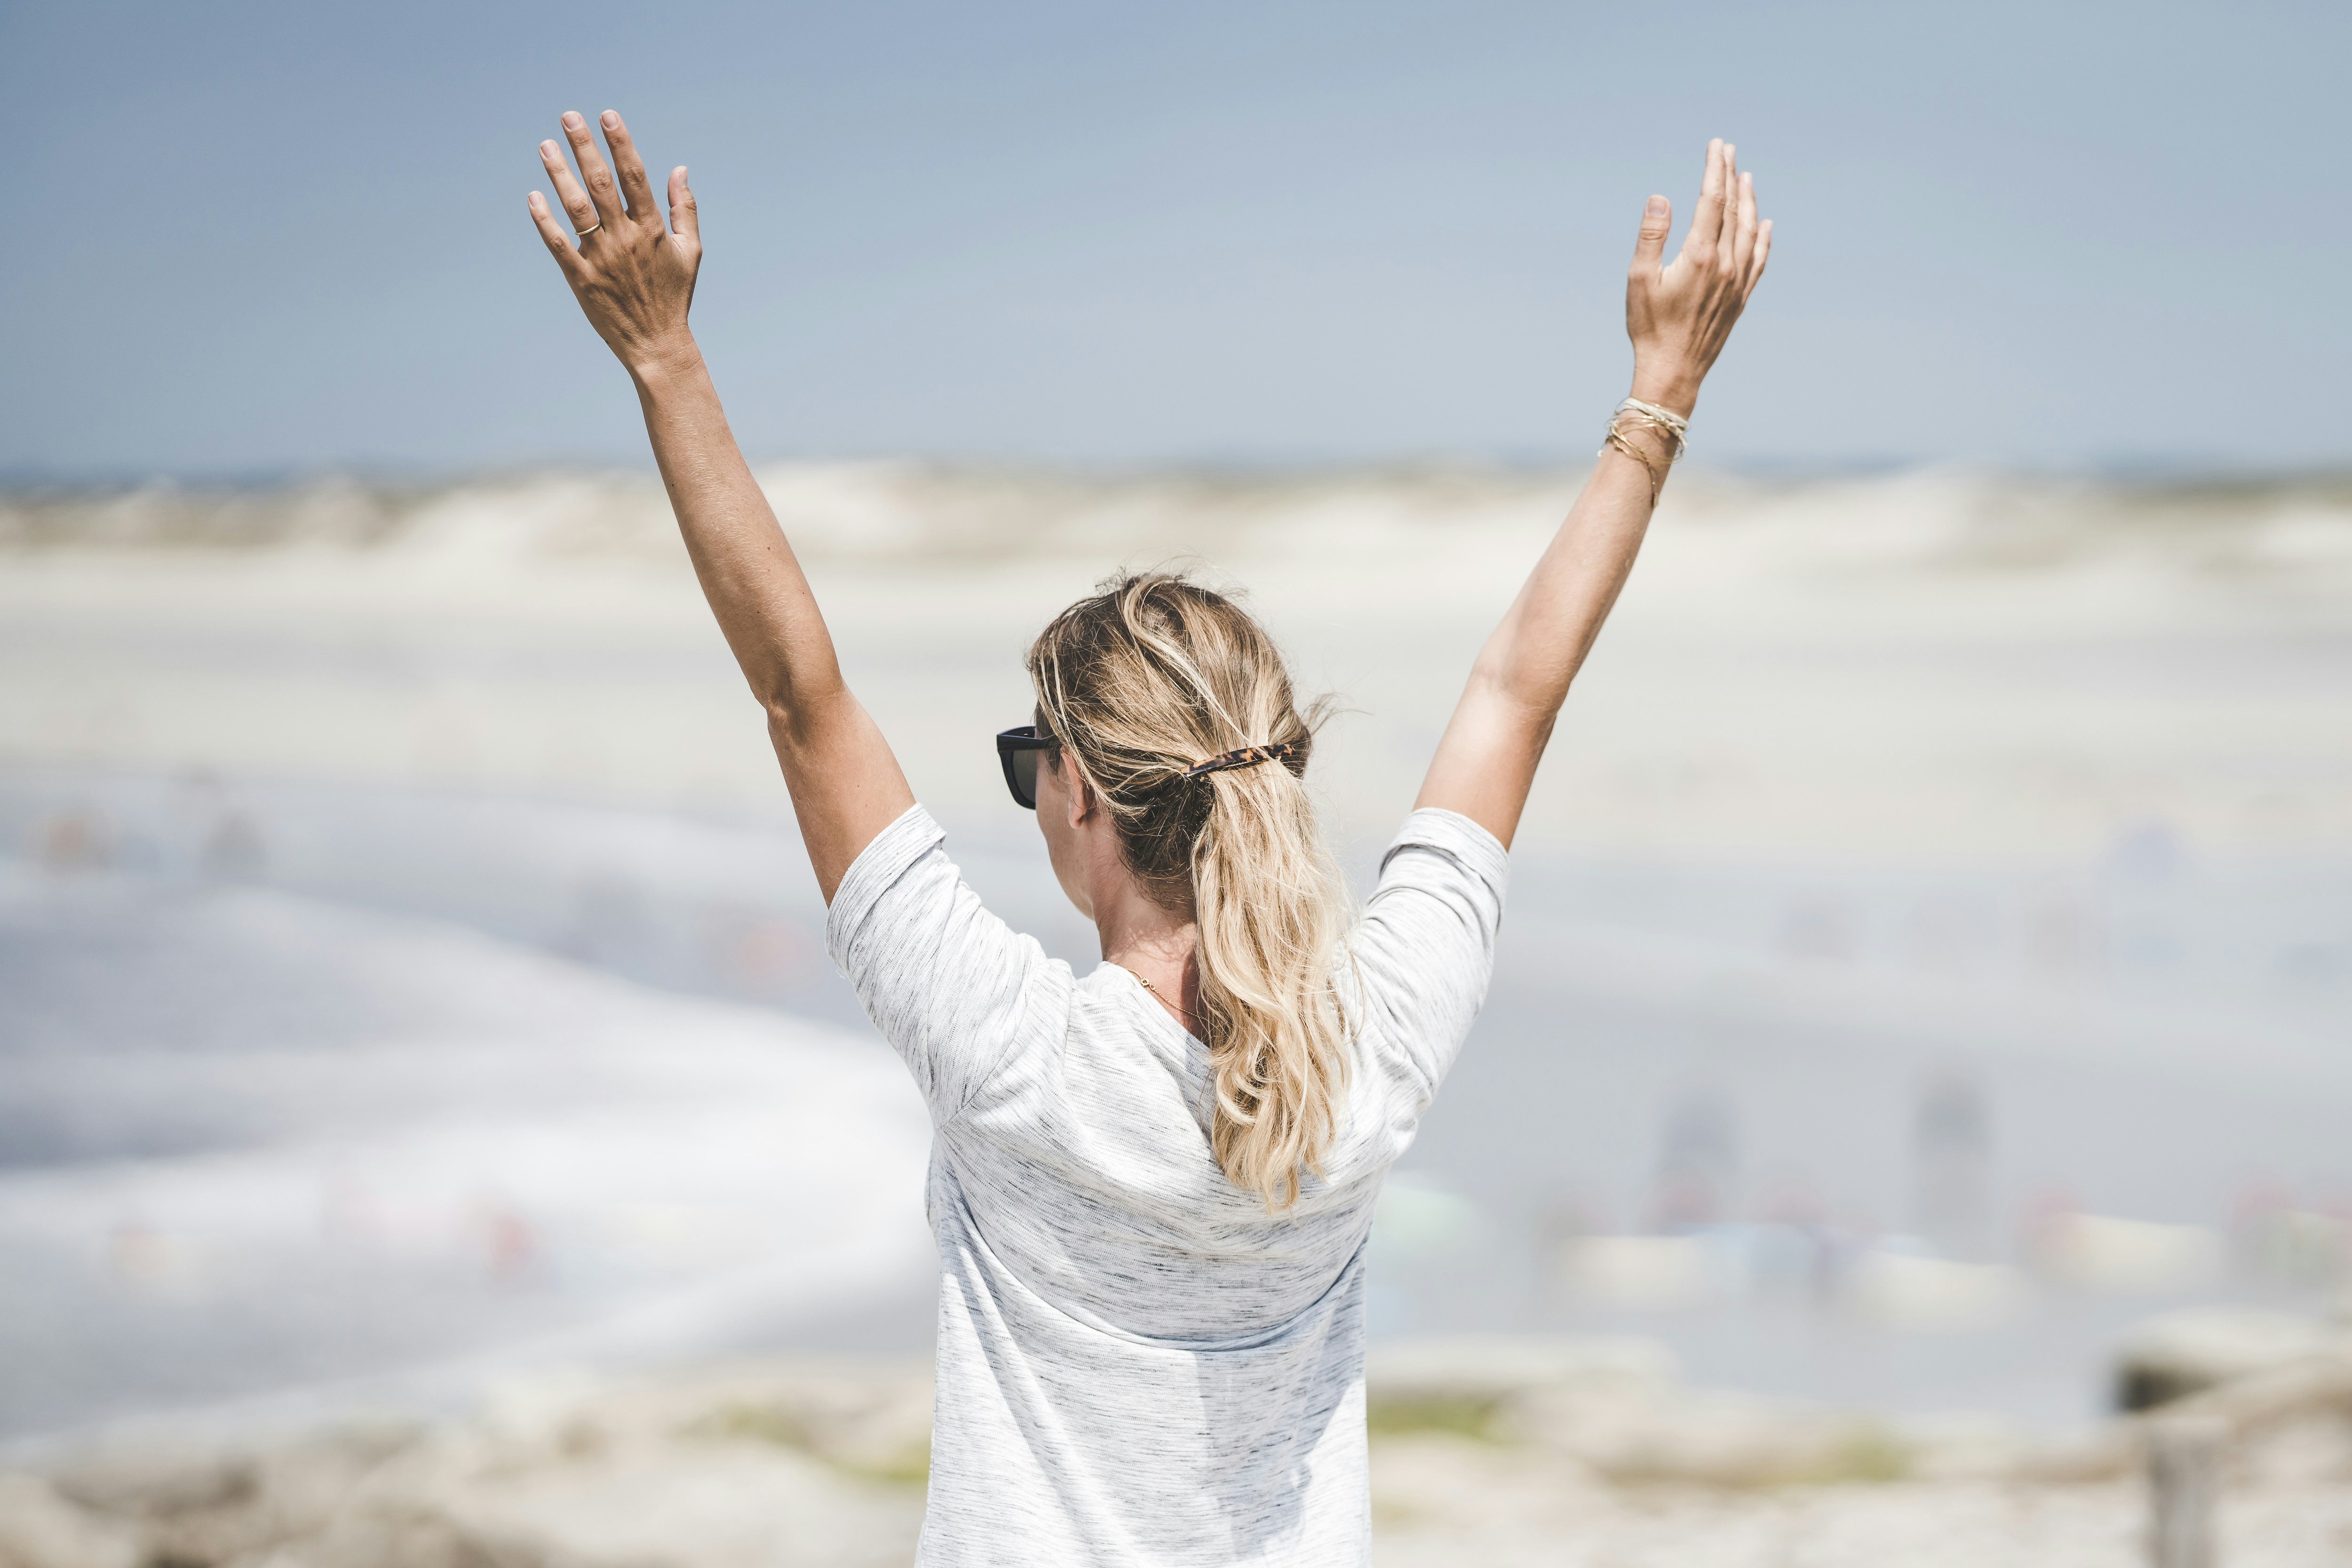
1065;771;1096;829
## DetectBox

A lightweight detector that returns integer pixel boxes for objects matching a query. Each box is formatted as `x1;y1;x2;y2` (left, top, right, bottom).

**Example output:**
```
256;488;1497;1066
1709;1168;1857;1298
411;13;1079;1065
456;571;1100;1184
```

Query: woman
527;111;1767;1566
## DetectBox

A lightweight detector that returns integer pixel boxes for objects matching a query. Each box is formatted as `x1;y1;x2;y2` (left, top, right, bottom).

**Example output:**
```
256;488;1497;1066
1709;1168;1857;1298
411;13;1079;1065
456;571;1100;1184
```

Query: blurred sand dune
4;464;2350;862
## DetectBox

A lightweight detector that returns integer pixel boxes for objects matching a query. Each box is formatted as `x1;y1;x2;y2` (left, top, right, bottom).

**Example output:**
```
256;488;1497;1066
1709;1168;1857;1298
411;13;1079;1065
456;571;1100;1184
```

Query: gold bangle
1617;396;1690;456
1601;421;1665;508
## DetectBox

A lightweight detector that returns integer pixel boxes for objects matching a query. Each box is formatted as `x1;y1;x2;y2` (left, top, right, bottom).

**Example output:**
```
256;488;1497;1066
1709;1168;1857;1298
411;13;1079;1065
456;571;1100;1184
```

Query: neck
1095;881;1200;1029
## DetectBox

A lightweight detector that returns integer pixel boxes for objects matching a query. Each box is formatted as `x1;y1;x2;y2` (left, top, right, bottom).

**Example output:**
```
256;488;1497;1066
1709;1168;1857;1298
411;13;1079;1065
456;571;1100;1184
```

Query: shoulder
1343;807;1510;1097
824;803;947;941
1376;806;1511;895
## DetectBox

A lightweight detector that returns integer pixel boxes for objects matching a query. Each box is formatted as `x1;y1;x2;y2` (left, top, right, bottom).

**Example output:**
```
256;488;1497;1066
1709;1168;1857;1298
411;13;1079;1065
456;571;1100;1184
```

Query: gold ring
576;222;602;238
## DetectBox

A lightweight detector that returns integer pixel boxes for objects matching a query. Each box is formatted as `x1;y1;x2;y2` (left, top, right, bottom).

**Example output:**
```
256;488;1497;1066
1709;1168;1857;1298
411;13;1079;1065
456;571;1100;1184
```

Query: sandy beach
5;1326;2351;1567
4;464;2350;1556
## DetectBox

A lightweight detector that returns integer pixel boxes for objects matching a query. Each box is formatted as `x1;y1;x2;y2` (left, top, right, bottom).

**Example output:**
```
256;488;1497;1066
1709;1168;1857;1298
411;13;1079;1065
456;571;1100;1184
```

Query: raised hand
527;111;702;378
1624;139;1771;416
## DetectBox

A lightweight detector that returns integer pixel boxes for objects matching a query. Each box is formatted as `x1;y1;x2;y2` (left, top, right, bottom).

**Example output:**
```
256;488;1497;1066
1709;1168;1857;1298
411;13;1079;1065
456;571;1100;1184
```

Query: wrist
1628;365;1700;420
627;334;706;394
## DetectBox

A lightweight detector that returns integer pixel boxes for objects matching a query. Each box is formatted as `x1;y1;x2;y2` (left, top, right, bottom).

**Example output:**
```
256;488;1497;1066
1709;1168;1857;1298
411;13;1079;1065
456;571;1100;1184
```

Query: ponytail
1028;573;1351;1210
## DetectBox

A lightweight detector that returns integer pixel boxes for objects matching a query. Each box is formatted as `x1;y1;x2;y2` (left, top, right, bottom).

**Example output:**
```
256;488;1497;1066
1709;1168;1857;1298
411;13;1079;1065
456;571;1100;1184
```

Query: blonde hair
1029;572;1351;1211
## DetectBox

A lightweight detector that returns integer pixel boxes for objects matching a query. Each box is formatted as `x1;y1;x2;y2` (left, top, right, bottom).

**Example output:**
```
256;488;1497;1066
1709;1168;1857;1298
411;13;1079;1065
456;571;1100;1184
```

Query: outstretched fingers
560;111;625;227
526;191;584;275
539;139;598;235
1682;139;1727;260
596;111;660;219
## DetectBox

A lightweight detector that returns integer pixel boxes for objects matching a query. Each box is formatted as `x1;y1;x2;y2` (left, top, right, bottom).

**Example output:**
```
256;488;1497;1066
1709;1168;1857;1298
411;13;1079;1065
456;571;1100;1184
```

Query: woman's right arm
527;110;913;902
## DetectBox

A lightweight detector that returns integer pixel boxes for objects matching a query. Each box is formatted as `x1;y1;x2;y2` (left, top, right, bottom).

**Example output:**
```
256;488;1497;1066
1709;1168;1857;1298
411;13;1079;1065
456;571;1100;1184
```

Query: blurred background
3;0;2349;1478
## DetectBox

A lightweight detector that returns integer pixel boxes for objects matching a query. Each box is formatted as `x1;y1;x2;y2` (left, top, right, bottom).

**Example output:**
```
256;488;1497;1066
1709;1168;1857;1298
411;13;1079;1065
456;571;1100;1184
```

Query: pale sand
5;1341;2349;1568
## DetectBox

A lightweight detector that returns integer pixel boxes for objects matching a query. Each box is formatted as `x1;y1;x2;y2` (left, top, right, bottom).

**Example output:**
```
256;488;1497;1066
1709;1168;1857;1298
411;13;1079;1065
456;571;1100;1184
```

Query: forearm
1414;419;1671;840
632;342;844;725
633;342;913;891
1481;418;1671;712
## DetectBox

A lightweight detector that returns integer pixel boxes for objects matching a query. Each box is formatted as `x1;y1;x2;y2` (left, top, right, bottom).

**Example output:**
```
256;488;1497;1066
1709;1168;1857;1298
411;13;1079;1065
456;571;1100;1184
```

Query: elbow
763;692;813;751
762;680;853;756
1467;656;1564;726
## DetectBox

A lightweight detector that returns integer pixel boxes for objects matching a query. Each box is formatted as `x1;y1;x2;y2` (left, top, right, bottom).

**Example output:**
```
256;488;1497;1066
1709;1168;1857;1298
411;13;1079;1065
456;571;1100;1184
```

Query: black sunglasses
995;725;1058;810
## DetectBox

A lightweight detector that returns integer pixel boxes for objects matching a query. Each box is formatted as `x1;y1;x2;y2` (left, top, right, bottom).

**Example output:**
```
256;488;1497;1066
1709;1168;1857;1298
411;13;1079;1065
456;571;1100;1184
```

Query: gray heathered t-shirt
826;804;1508;1567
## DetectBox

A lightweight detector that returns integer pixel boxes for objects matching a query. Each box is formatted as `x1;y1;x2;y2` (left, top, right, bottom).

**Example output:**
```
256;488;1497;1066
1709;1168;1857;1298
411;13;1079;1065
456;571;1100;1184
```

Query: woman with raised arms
527;110;1768;1567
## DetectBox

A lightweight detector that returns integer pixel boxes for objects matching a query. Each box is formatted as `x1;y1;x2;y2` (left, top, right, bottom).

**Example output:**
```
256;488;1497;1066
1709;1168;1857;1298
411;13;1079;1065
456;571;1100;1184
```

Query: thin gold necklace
1112;963;1202;1030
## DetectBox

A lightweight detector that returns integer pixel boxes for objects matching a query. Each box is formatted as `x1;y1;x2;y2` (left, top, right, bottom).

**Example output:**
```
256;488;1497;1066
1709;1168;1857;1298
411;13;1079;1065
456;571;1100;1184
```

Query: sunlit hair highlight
1028;572;1351;1211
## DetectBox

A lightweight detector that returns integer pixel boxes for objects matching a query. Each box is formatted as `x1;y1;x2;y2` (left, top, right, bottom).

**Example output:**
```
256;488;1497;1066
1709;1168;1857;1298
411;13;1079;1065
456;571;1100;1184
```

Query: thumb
1629;195;1671;272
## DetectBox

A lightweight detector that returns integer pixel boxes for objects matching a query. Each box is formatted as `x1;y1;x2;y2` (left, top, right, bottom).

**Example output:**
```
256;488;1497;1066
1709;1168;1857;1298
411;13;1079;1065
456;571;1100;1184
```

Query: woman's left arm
1415;139;1771;847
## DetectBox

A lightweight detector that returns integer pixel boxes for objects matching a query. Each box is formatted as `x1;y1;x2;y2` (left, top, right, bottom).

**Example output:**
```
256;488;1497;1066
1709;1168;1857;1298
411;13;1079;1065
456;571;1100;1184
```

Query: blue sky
2;0;2344;476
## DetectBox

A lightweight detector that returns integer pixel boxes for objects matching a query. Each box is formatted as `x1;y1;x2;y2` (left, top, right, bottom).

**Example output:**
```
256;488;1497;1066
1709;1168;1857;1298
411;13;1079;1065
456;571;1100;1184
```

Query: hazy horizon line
7;451;2352;497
